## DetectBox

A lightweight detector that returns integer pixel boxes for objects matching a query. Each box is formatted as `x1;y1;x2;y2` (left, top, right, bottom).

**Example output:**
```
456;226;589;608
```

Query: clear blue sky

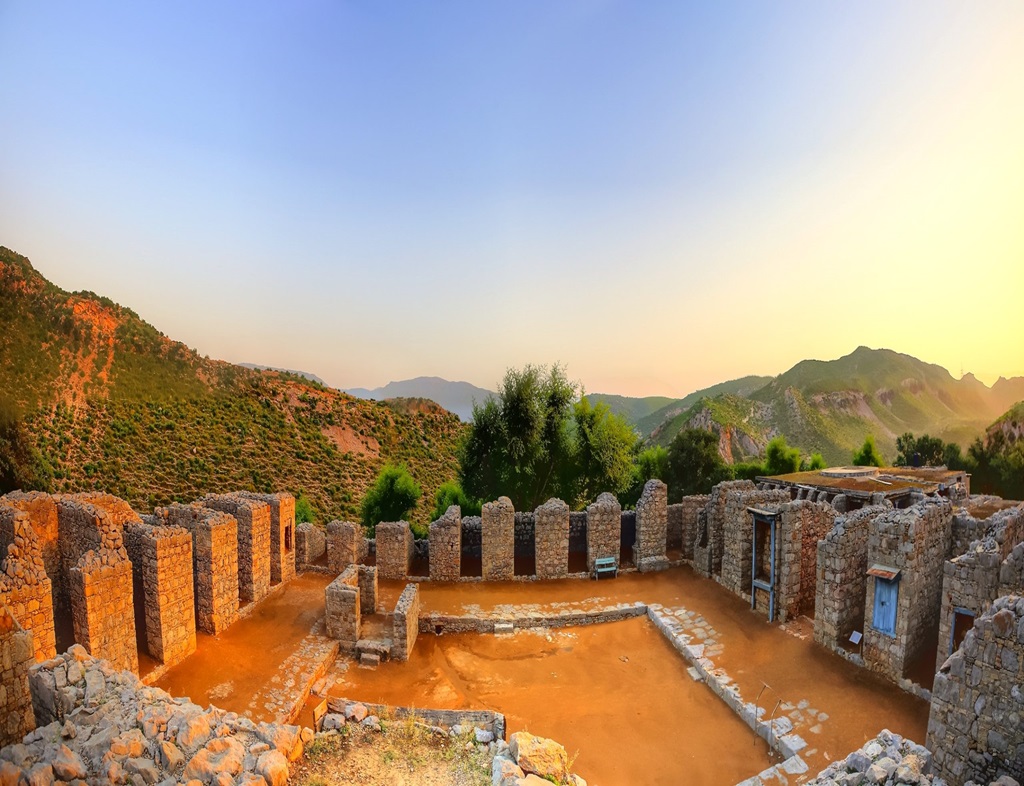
2;2;1022;396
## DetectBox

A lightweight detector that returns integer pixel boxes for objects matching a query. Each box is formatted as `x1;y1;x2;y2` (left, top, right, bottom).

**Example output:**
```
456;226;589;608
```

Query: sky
1;2;1022;397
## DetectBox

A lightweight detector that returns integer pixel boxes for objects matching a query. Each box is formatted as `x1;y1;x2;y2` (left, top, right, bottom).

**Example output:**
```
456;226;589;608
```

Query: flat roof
756;468;948;496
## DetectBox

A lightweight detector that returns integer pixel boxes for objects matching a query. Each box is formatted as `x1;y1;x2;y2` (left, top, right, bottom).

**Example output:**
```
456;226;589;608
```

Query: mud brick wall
0;604;34;747
375;522;413;580
200;494;272;604
239;492;296;584
927;595;1024;784
156;504;239;635
295;522;326;567
429;505;462;582
814;505;889;652
535;499;570;579
327;520;366;572
357;565;377;615
122;522;196;667
694;480;755;579
325;566;360;653
392;583;420;662
675;495;708;562
0;493;60;621
482;498;515;580
774;501;836;623
0;505;55;660
720;488;791;596
634;480;668;573
68;549;138;673
586;493;620;571
863;500;952;683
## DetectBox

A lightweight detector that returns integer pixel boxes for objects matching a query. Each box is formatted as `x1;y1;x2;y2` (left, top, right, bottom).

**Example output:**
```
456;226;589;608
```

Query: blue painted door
873;577;898;636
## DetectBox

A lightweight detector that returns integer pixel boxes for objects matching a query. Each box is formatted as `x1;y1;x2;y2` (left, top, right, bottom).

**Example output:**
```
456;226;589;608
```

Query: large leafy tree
894;432;965;469
664;428;733;498
763;436;801;476
360;464;422;534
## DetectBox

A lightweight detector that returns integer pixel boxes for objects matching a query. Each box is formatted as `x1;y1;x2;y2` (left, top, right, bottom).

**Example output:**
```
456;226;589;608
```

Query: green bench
593;556;618;580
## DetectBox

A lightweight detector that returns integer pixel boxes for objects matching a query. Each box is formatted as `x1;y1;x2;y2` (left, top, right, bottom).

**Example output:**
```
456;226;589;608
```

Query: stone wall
200;493;272;605
0;505;55;661
814;505;890;652
327;520;366;573
927;595;1024;784
122;522;196;667
375;521;413;580
694;480;756;579
774;501;837;623
239;492;296;585
295;522;326;567
325;566;360;653
863;500;953;683
391;583;420;662
481;498;515;580
634;480;669;573
586;493;621;571
357;565;377;616
720;488;791;597
676;495;708;562
429;505;462;582
0;493;60;631
154;504;239;635
0;604;34;747
534;499;569;579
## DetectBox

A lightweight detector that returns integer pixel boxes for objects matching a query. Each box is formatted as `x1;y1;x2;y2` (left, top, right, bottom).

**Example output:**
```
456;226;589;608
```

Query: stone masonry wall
239;492;296;585
392;583;420;662
0;603;34;747
0;493;61;632
155;504;239;635
375;522;413;580
200;494;272;605
635;480;669;573
295;522;326;567
0;505;55;661
720;488;791;597
775;501;836;623
586;493;620;571
534;499;570;579
814;505;890;652
122;522;196;667
429;505;462;582
481;497;515;580
927;595;1024;784
864;500;953;683
676;495;709;562
327;520;366;573
694;480;756;579
666;503;683;551
357;565;377;615
325;566;360;654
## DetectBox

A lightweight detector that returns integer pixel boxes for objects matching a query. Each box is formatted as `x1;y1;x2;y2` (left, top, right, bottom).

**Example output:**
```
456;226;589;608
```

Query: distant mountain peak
344;377;494;421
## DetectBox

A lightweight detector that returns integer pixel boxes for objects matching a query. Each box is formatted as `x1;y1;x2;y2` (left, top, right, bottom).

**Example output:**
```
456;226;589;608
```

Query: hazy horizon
2;3;1022;397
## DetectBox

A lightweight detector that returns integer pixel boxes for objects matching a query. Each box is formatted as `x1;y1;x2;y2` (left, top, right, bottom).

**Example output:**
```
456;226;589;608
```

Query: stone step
359;652;380;669
355;638;392;659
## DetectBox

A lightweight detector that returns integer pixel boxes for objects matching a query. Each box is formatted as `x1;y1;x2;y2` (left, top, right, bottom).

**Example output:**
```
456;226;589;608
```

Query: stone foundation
0;505;55;660
429;505;462;582
239;492;296;585
200;493;272;604
325;566;360;653
327;520;366;573
296;522;326;567
0;604;34;747
375;522;414;580
481;498;515;581
586;493;621;571
534;499;569;579
392;583;420;662
634;480;668;573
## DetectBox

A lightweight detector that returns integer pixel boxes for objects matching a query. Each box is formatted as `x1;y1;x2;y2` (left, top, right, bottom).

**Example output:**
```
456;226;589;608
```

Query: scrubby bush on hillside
360;464;422;535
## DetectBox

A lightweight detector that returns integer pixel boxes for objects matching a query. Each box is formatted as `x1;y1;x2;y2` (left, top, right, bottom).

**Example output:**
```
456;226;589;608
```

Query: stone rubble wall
200;493;272;605
357;565;377;616
239;492;296;585
927;595;1024;785
122;522;196;667
534;499;569;579
0;505;55;661
326;520;366;573
0;604;34;748
375;521;413;580
667;502;683;551
295;522;326;567
391;583;420;662
513;512;535;558
0;493;61;630
814;505;891;652
429;505;462;582
676;495;709;562
774;501;836;623
459;517;482;559
586;493;621;571
154;504;239;635
635;479;669;573
864;499;953;683
720;488;791;597
482;497;515;580
325;566;360;653
694;480;756;579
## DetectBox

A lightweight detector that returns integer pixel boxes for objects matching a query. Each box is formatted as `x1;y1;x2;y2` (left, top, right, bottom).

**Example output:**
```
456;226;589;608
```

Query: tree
895;433;946;467
852;435;885;467
360;464;422;534
801;453;827;471
570;396;639;504
294;492;316;524
431;480;481;520
665;429;733;497
764;436;801;476
620;445;669;507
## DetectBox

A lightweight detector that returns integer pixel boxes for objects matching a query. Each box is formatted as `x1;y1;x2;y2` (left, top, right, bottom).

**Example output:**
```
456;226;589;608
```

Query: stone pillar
481;497;515;581
634;480;669;573
534;499;570;579
0;505;56;661
325;566;360;654
0;604;35;747
68;551;138;674
375;522;413;580
392;584;420;662
0;493;61;633
123;522;197;667
357;565;377;615
295;522;326;567
586;493;621;571
240;492;296;585
429;505;462;582
200;494;272;604
327;521;365;573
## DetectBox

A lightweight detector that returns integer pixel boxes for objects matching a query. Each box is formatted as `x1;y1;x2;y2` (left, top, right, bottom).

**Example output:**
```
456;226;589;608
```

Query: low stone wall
239;492;296;585
375;521;413;580
482;497;515;580
325;566;360;653
391;583;420;662
325;697;505;740
122;522;196;668
534;499;569;579
200;493;272;605
0;505;55;661
634;480;668;572
0;604;34;747
429;506;462;582
326;520;366;572
421;602;647;635
295;522;326;567
586;493;621;571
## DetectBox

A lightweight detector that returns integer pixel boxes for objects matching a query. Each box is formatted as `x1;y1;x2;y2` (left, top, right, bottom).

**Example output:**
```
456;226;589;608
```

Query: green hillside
583;393;677;429
0;246;463;524
631;376;774;436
